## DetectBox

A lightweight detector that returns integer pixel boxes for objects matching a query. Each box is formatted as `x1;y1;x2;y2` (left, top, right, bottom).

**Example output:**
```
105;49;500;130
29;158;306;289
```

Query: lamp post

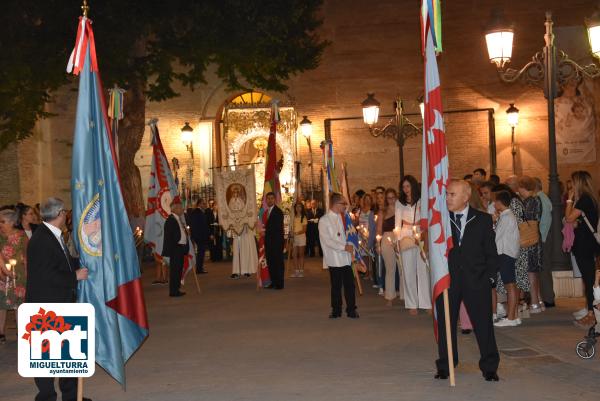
485;10;600;270
299;115;315;200
506;103;519;174
361;93;422;179
181;122;195;203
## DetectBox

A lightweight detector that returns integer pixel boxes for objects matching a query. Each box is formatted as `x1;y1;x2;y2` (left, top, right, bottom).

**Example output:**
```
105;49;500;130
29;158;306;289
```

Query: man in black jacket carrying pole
26;197;90;401
435;180;500;382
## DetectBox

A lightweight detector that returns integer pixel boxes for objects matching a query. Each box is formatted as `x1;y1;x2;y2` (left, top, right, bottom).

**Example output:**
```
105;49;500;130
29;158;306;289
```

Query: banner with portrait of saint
214;166;258;235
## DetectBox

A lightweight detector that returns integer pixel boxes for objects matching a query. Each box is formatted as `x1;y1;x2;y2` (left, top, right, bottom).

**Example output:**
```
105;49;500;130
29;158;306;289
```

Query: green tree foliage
0;0;327;149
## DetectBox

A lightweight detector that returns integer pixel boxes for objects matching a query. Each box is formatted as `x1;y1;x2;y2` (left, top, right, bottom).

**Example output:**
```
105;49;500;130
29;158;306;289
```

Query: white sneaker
378;288;384;296
515;318;522;325
496;303;507;319
573;308;588;320
494;318;520;327
530;304;542;314
298;270;304;278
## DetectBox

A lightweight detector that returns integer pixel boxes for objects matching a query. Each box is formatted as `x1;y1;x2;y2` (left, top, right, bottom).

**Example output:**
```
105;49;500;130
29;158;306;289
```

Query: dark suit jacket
449;207;498;287
187;208;210;245
265;206;284;251
306;207;324;234
25;223;77;303
162;214;188;257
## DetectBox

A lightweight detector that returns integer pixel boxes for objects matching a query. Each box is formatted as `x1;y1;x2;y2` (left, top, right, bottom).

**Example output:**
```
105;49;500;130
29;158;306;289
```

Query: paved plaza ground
2;257;600;401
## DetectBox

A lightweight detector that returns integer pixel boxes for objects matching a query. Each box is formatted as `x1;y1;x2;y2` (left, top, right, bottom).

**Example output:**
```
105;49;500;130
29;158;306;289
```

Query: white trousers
400;247;432;309
382;232;403;301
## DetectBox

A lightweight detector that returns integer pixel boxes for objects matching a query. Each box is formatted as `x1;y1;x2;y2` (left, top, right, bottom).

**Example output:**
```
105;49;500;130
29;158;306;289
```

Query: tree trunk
117;82;146;216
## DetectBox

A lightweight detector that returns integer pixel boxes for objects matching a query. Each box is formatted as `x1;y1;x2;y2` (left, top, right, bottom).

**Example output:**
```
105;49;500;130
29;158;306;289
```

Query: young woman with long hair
565;170;599;326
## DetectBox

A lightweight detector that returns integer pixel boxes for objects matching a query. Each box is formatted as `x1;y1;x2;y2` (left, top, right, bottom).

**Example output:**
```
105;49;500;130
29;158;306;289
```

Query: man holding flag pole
420;0;499;385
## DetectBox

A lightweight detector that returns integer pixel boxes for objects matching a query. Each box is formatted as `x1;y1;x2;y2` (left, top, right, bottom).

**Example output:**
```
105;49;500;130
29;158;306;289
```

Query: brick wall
4;0;600;206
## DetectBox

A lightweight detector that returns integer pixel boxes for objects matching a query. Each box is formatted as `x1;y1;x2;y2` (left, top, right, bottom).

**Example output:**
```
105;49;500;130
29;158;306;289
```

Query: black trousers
266;244;285;288
34;377;77;401
436;268;499;375
329;266;357;315
540;238;556;304
195;242;207;272
306;225;322;256
169;244;187;295
209;235;223;261
574;252;596;311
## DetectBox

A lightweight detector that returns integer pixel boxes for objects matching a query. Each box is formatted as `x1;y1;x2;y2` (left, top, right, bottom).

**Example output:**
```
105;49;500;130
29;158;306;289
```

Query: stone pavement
1;257;599;401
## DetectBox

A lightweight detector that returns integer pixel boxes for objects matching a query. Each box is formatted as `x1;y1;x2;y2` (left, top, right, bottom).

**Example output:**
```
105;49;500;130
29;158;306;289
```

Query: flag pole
77;377;83;401
443;289;456;387
192;262;202;294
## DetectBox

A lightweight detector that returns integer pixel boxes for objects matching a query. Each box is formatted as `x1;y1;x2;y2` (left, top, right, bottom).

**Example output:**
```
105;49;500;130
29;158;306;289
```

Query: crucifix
229;149;238;166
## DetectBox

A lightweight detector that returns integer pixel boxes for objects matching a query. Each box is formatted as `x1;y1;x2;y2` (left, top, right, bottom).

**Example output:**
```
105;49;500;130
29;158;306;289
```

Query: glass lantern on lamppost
361;93;380;126
181;122;194;159
180;122;195;204
586;11;600;58
506;103;519;174
299;115;315;200
360;93;421;179
484;8;600;271
484;10;514;68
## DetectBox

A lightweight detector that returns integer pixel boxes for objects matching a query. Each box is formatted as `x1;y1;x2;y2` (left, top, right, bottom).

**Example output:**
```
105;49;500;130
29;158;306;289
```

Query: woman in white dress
377;188;402;306
396;175;431;314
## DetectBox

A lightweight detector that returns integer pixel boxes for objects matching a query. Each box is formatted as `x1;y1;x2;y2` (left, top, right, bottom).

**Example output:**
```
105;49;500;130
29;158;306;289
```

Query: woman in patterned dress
518;176;543;314
0;209;28;343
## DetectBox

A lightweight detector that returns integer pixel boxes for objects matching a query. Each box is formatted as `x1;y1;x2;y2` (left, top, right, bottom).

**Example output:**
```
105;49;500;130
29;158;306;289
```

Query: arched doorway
219;91;298;204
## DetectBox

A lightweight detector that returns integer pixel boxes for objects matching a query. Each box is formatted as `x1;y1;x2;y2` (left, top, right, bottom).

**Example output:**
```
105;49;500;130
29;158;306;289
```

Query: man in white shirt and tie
318;192;358;319
162;197;190;297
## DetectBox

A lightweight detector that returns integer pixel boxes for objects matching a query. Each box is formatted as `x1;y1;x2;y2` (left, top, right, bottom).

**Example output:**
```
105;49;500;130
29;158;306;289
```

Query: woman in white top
395;175;431;314
493;190;521;327
377;188;402;306
16;204;39;239
291;202;308;277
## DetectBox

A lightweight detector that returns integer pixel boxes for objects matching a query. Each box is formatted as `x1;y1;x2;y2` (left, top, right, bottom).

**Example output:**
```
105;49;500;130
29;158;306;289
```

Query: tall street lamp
361;93;422;179
181;122;195;202
485;9;600;270
299;115;315;200
506;103;519;174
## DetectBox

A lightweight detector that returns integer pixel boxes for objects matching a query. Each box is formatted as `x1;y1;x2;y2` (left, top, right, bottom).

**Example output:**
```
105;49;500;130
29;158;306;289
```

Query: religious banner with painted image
555;77;597;164
214;166;258;235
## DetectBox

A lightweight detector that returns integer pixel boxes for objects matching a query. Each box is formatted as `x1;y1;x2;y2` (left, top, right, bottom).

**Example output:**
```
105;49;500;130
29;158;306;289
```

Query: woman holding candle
0;209;28;343
16;203;39;239
377;188;402;306
357;194;376;283
396;175;431;314
291;202;308;278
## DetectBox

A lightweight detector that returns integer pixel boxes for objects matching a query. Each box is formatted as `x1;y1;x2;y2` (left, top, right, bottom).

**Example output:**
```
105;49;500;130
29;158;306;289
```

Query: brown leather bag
518;220;539;248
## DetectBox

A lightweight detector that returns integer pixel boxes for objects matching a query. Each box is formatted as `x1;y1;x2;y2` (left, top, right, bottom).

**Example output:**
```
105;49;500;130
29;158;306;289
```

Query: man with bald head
435;180;500;382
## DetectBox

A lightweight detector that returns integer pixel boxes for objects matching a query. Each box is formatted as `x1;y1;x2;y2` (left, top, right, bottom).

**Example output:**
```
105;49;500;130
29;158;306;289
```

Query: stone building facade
2;0;600;207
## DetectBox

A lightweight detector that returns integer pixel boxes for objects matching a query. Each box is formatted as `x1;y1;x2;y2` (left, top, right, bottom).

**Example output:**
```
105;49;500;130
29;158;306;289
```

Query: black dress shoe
434;371;449;380
169;291;186;297
347;312;360;319
483;372;499;381
461;329;472;335
329;313;341;319
543;301;556;308
263;285;274;289
196;270;208;274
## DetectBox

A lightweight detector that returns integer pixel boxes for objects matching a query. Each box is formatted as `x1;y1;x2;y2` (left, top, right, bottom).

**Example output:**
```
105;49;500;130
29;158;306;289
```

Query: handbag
399;205;419;251
518;220;539;248
581;212;600;245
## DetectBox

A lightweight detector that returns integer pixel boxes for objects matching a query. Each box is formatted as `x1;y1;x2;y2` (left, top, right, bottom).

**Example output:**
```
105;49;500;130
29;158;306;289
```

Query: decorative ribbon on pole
108;85;125;166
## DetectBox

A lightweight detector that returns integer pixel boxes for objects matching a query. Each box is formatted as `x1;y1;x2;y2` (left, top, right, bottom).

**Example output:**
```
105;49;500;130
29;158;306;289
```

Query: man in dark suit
306;199;324;257
435;180;500;382
26;197;91;401
162;198;189;297
264;192;285;289
187;198;210;274
206;201;223;262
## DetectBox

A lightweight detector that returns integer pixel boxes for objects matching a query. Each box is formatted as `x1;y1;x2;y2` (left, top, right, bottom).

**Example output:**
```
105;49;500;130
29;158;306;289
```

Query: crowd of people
290;168;600;332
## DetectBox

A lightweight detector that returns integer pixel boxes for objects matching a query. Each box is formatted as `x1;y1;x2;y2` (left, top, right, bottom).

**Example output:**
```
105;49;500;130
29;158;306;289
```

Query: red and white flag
144;120;195;279
420;1;452;340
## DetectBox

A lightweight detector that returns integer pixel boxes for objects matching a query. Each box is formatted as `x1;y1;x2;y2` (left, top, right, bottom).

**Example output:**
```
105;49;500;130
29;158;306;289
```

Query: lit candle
376;234;382;242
